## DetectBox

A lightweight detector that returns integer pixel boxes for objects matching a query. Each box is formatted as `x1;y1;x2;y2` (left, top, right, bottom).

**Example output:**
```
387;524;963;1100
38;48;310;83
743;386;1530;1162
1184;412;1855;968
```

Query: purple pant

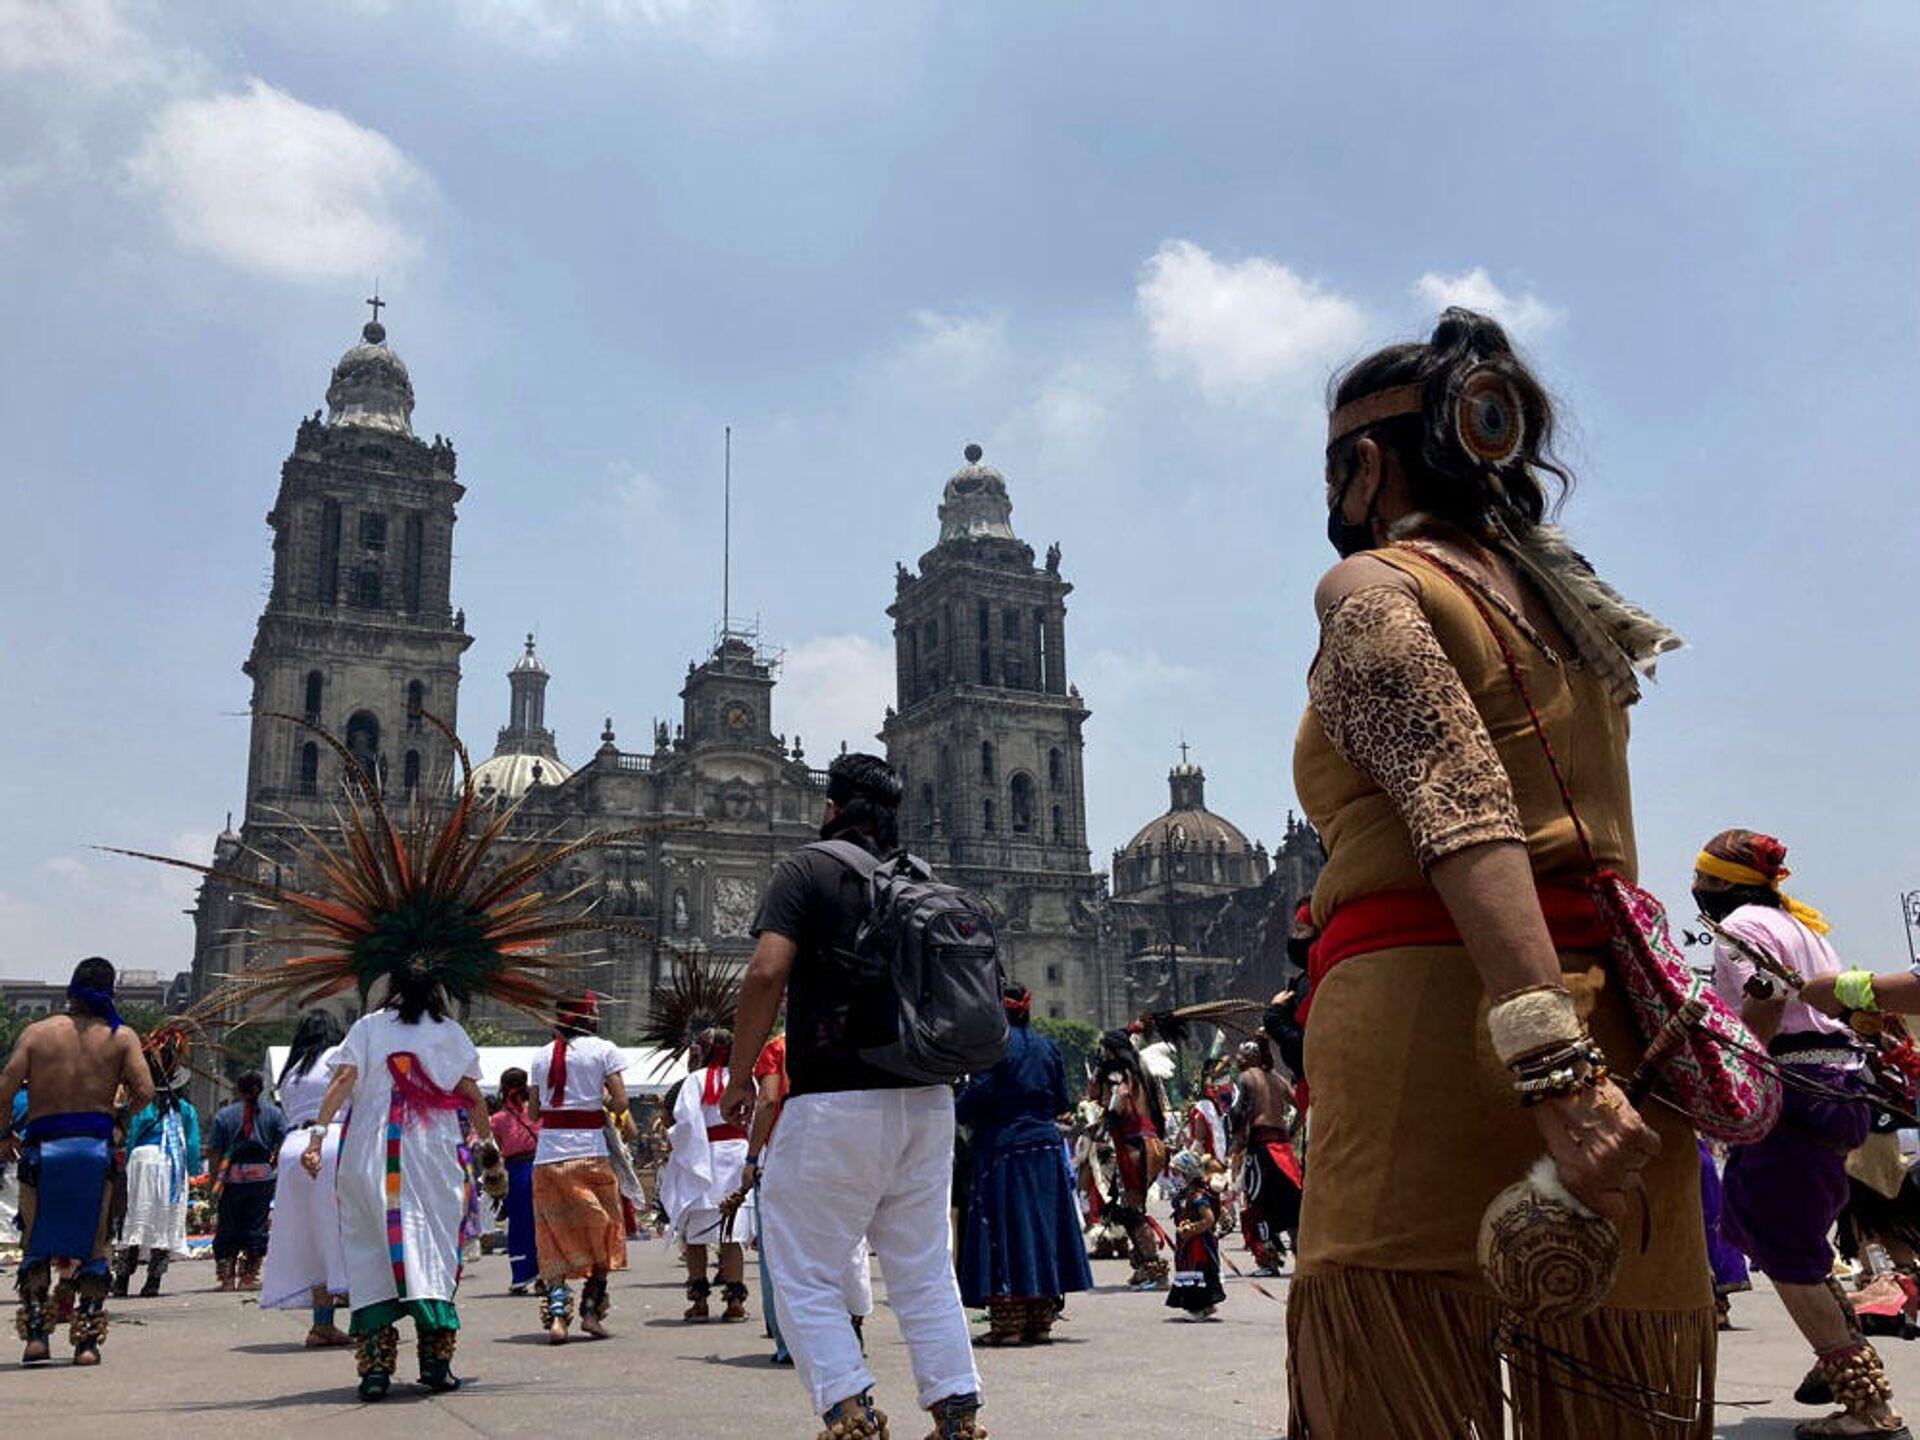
1697;1139;1750;1294
1721;1065;1871;1285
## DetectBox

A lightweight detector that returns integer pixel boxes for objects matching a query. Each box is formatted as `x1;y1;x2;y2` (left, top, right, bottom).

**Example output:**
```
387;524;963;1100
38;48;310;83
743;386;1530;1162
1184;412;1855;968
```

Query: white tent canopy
267;1044;689;1098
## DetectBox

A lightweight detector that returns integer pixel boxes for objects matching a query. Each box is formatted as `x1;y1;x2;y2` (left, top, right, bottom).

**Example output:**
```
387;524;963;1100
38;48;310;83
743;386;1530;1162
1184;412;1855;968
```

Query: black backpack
810;840;1009;1084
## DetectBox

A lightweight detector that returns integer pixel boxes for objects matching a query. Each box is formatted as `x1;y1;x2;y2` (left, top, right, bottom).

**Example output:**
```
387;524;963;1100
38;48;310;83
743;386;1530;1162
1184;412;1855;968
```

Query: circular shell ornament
1455;366;1526;468
1477;1158;1621;1324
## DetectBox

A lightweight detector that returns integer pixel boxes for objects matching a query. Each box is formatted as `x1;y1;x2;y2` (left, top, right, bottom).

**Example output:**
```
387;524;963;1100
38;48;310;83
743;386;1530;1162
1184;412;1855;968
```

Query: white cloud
129;79;428;283
460;0;766;52
776;634;892;758
0;0;154;87
1138;239;1364;404
1413;267;1562;342
0;829;218;982
896;309;1009;388
1079;647;1202;704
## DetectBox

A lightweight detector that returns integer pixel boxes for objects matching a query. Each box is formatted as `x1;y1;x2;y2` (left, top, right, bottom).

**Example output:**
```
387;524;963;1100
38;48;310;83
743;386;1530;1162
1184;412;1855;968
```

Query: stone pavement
1;1240;1915;1438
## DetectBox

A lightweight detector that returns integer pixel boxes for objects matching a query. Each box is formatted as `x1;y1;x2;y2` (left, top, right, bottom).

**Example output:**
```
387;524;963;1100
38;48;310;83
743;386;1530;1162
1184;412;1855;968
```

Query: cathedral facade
188;318;1109;1039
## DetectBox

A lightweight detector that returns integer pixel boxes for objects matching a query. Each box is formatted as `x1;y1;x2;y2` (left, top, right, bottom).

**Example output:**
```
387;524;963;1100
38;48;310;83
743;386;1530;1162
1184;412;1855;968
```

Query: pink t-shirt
1709;903;1855;1046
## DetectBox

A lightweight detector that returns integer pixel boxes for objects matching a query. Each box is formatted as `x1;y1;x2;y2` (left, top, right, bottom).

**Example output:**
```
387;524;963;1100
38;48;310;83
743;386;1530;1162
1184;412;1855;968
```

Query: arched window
1048;747;1063;789
1010;773;1035;833
303;670;323;720
980;741;995;783
406;681;425;732
1052;804;1065;841
402;512;425;613
920;783;935;835
403;749;421;793
352;566;382;609
317;499;341;604
345;711;380;783
982;799;996;834
297;741;319;797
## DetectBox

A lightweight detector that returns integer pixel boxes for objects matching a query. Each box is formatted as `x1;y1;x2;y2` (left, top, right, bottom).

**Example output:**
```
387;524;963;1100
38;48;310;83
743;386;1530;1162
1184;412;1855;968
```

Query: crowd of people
6;307;1920;1440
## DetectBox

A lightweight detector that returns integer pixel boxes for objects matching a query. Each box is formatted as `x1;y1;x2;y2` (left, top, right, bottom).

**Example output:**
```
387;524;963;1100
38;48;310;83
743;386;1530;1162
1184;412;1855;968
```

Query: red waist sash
540;1108;606;1130
707;1124;747;1143
1302;883;1610;1025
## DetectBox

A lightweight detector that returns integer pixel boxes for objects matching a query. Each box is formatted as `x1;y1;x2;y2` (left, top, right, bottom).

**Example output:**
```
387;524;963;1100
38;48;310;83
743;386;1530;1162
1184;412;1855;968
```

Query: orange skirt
532;1157;628;1281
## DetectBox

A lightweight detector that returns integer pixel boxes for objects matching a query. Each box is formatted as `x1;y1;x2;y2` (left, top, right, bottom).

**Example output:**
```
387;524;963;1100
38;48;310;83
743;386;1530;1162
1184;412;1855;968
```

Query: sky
3;1;1919;984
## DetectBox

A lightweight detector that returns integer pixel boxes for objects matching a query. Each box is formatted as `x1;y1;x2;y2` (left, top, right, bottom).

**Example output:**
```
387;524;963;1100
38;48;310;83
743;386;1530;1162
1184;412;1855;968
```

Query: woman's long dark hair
1327;307;1572;539
280;1009;346;1085
387;963;449;1025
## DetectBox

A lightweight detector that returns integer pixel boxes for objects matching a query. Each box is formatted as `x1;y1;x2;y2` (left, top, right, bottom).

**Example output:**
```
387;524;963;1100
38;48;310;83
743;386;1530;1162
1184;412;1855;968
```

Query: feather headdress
1133;998;1266;1048
633;955;740;1073
104;713;688;1022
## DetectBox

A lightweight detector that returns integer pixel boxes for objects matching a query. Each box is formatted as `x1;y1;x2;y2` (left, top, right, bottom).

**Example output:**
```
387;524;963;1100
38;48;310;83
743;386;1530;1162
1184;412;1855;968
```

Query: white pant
761;1086;979;1417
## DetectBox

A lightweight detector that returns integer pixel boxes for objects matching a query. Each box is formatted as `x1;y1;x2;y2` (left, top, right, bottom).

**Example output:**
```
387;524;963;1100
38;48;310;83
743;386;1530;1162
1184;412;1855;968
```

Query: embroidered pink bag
1429;557;1783;1145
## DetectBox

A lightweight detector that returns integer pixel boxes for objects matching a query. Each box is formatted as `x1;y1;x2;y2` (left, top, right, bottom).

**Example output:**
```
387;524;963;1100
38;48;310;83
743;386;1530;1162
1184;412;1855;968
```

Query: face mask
1693;888;1740;922
1326;472;1375;558
1285;935;1313;971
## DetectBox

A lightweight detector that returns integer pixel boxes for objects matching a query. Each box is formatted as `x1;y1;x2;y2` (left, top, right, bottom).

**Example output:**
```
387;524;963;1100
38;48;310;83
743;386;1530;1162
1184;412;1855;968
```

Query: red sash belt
541;1108;606;1130
1302;883;1609;1025
707;1124;747;1143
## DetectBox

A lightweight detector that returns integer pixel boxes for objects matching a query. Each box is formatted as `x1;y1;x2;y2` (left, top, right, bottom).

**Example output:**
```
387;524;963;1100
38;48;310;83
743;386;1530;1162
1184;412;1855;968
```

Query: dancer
1287;309;1702;1437
957;984;1091;1346
113;1025;202;1299
1228;1038;1301;1275
0;957;151;1366
662;1027;752;1323
1698;829;1908;1439
260;1010;350;1346
1164;1150;1225;1321
208;1071;286;1292
493;1066;541;1294
725;751;986;1440
1697;1138;1750;1329
1095;1027;1168;1290
528;992;630;1343
107;712;658;1399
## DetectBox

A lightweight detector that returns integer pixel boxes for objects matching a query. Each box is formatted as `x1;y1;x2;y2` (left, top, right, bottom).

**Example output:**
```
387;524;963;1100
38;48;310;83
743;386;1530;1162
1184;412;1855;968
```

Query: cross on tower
365;290;386;325
1178;738;1191;767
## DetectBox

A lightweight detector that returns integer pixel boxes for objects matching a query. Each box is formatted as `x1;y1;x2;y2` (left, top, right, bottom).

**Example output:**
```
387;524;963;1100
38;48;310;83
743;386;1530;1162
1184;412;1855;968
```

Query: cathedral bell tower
882;445;1101;1022
240;305;471;822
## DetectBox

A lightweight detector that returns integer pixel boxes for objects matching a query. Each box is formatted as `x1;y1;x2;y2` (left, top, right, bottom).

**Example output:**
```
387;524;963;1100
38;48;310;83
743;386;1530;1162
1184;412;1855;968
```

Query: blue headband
68;981;122;1034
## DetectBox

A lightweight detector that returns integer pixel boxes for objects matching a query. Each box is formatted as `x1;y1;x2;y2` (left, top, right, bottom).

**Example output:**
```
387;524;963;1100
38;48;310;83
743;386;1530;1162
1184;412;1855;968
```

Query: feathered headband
633;955;740;1074
104;713;690;1022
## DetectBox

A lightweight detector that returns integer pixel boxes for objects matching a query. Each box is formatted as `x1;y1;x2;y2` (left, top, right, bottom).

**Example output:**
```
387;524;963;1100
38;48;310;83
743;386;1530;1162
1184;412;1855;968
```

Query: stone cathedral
188;317;1112;1035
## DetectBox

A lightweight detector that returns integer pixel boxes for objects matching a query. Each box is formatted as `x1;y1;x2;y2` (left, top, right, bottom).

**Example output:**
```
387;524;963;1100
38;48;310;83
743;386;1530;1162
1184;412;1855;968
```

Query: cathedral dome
326;321;415;436
1111;758;1268;901
472;750;573;802
937;442;1018;544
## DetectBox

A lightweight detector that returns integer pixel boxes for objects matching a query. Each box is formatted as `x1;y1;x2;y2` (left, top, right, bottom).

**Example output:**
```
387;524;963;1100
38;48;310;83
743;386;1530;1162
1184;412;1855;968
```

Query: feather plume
634;955;741;1074
106;712;697;1025
1491;517;1683;707
1135;998;1266;1046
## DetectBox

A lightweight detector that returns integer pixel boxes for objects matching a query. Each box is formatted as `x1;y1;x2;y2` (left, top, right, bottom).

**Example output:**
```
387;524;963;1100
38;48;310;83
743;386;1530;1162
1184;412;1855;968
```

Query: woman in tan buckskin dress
1285;308;1711;1438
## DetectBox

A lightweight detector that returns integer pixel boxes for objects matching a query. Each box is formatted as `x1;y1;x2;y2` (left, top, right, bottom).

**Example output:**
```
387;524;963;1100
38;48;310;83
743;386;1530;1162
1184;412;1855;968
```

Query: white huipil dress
328;1011;481;1312
660;1064;754;1245
260;1046;351;1310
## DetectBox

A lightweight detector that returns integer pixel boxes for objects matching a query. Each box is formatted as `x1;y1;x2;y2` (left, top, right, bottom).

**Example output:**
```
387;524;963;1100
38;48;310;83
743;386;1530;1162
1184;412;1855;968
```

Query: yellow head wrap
1693;851;1831;934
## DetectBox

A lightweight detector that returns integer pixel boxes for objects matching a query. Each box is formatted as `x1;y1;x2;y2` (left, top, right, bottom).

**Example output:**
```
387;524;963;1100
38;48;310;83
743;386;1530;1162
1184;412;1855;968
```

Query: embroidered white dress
260;1047;351;1310
660;1064;754;1244
329;1011;480;1311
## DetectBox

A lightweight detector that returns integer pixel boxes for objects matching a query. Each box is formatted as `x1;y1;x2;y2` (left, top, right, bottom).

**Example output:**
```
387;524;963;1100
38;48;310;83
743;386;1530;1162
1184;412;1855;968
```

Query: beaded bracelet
1509;1036;1609;1107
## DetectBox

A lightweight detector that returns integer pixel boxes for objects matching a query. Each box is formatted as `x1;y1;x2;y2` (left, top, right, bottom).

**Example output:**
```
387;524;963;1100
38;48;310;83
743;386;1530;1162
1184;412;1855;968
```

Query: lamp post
1900;891;1920;966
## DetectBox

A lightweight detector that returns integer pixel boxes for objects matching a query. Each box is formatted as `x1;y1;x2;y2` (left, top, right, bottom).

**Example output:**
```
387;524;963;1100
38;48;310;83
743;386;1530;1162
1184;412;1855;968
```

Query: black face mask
1326;472;1375;558
1285;935;1313;971
1693;888;1741;922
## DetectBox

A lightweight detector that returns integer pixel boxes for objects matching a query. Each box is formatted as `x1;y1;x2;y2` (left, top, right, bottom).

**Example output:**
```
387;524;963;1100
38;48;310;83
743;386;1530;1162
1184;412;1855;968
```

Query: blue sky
4;2;1919;984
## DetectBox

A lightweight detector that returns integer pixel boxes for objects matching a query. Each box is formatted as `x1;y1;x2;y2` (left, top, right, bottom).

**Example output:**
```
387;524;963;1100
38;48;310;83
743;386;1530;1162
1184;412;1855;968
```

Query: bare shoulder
1312;553;1417;620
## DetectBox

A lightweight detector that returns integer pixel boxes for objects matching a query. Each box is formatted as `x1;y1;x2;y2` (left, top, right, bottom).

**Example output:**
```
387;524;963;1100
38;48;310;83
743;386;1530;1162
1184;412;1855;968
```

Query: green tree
464;1019;523;1047
0;1002;27;1059
219;1018;302;1081
1033;1016;1100;1084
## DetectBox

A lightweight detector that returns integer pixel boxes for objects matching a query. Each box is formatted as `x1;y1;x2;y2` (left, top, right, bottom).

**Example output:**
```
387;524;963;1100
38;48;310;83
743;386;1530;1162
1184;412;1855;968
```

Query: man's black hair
824;751;902;855
69;956;115;1003
235;1070;265;1099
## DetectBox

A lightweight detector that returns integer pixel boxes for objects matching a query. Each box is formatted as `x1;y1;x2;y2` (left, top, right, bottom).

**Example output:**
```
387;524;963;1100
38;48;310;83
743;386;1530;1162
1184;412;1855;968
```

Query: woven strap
1402;544;1601;874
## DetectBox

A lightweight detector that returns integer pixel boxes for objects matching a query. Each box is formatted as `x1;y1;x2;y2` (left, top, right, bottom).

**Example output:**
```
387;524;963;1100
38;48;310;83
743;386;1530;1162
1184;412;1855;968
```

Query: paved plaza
2;1237;1915;1437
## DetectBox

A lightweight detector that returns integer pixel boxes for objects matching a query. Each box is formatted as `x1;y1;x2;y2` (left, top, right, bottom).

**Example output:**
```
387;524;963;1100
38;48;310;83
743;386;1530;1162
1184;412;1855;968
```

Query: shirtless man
1227;1038;1302;1276
0;956;151;1366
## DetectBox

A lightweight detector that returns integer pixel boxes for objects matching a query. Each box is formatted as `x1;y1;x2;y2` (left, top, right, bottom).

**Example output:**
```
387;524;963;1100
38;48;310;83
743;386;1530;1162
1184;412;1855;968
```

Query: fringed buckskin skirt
1285;944;1715;1440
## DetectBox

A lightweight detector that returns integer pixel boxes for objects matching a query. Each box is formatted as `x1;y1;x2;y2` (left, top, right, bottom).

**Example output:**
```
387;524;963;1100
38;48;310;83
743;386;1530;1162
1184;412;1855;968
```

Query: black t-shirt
751;841;916;1098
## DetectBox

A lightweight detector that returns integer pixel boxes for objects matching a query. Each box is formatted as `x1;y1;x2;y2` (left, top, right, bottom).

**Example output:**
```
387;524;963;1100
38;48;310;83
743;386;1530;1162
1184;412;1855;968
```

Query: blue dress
957;1025;1094;1305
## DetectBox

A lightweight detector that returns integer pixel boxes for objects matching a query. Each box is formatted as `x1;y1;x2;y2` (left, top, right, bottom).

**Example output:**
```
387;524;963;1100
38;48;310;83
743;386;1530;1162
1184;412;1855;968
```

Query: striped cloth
532;1156;627;1281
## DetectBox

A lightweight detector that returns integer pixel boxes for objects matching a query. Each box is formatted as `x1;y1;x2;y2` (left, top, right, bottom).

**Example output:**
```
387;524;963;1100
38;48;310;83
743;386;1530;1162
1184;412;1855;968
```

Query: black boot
15;1264;52;1365
110;1249;137;1300
139;1251;169;1299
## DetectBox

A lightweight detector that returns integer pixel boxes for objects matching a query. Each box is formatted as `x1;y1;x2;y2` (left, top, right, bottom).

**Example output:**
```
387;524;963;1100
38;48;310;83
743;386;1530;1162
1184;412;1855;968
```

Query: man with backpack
724;751;1000;1440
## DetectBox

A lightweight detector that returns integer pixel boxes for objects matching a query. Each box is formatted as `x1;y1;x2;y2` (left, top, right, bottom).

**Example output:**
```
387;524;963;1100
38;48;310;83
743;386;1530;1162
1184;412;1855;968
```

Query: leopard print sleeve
1310;585;1525;869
